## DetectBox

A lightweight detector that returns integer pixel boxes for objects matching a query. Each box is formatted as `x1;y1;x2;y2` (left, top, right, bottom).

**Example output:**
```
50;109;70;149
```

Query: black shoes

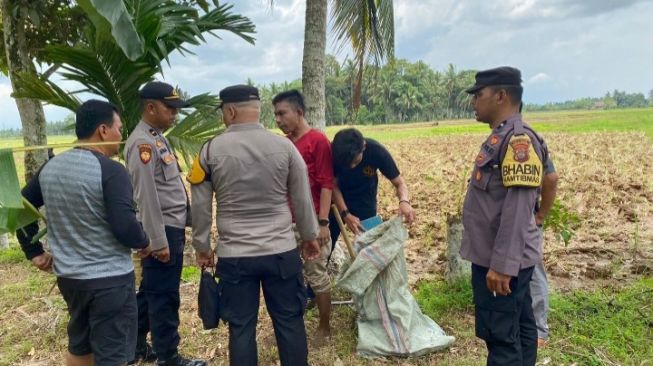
128;342;157;364
156;353;207;366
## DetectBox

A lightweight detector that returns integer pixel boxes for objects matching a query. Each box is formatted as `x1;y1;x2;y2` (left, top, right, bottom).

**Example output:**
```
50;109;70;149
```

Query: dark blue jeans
472;264;537;366
217;248;308;366
136;226;185;360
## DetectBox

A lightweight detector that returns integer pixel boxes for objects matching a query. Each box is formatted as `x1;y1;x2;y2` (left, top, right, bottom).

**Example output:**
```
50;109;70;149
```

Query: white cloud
528;73;552;83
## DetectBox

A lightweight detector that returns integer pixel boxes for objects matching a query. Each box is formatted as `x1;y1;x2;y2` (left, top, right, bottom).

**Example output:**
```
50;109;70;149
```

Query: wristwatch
340;209;349;219
318;219;330;227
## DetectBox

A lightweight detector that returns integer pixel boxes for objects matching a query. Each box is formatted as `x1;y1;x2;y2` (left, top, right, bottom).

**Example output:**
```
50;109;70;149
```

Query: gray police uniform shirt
125;120;188;250
460;114;548;277
191;122;319;258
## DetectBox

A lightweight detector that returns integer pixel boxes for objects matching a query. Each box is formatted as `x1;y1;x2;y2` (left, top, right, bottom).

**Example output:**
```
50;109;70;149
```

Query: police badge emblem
489;135;500;145
509;138;530;163
139;144;152;164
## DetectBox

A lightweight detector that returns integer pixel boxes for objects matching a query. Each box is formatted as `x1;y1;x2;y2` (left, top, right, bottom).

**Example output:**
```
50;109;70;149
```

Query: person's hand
138;243;153;258
535;212;545;227
344;213;364;235
486;269;512;296
31;253;53;272
196;250;215;268
399;201;416;225
301;239;320;261
151;247;170;263
317;225;331;247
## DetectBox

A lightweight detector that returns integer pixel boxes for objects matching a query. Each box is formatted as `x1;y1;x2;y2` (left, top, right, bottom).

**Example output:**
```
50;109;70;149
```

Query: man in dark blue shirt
330;128;415;250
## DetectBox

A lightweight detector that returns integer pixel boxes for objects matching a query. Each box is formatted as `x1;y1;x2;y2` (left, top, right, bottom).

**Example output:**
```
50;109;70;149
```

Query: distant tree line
257;57;477;128
2;58;652;135
1;115;73;137
256;57;653;127
525;90;653;112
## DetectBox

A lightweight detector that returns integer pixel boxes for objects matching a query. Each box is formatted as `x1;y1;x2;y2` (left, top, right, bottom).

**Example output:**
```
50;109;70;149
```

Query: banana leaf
0;149;41;235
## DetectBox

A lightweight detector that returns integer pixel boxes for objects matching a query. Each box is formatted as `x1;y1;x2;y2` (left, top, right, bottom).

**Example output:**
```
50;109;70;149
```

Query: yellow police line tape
7;141;125;152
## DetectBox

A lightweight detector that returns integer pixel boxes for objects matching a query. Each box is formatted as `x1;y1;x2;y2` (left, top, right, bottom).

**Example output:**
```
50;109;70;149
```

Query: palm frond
12;72;82;112
330;0;394;65
77;0;145;60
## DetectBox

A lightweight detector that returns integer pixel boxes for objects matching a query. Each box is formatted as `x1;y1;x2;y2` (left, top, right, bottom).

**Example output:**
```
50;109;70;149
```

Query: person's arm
332;177;364;234
314;136;334;243
288;146;319;240
389;175;415;225
287;145;320;260
100;158;149;249
313;137;334;220
190;146;215;267
332;178;347;212
125;141;169;251
536;172;559;226
16;168;51;271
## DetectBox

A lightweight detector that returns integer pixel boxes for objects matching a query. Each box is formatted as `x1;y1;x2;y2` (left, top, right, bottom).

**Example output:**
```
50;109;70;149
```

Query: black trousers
136;226;185;360
217;248;308;366
472;264;538;366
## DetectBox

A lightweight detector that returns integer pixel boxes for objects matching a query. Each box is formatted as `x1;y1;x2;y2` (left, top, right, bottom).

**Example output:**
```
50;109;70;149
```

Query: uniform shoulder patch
138;144;152;164
489;134;501;145
187;154;207;185
501;134;542;188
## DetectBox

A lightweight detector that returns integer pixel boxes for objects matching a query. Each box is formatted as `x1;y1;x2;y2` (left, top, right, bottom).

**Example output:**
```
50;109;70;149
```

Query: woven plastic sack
337;217;455;357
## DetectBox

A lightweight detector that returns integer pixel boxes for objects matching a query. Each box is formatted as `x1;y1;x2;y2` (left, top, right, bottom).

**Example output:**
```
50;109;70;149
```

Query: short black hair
272;89;305;113
75;99;119;139
332;128;365;168
490;85;523;105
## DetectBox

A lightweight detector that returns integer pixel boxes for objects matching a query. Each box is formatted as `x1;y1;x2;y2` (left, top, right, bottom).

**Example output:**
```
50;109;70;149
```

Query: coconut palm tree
330;0;394;119
274;0;394;129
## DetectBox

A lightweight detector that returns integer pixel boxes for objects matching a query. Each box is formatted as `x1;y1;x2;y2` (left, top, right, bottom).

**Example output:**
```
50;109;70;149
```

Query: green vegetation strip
413;277;653;364
325;108;653;142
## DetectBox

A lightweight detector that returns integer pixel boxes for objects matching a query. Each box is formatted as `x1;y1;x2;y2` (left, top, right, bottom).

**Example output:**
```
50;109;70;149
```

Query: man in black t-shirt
330;128;415;251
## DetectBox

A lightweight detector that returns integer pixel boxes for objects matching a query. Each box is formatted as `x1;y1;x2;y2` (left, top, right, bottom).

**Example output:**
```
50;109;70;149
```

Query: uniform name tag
501;134;542;187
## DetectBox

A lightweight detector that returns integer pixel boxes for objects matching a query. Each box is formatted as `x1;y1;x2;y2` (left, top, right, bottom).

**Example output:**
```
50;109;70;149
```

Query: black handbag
198;267;221;330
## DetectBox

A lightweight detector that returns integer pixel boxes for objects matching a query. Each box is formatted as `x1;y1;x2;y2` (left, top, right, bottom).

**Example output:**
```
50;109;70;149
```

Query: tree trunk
2;0;48;181
301;0;327;131
351;55;364;117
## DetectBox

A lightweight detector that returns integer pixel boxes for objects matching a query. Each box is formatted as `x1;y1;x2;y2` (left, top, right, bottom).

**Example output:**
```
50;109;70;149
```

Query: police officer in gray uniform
460;67;548;366
189;84;320;366
124;81;206;366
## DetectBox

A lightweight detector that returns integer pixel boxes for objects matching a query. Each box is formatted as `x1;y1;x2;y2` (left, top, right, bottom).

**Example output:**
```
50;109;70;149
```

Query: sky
1;0;652;129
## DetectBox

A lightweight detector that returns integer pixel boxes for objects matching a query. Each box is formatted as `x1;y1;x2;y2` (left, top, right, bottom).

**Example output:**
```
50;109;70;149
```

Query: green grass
529;108;653;137
181;265;201;283
415;277;474;318
541;278;653;364
0;244;24;264
412;277;653;365
325;108;653;142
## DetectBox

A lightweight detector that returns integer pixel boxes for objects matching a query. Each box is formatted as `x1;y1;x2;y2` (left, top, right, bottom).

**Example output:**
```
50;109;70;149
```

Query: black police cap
465;66;522;94
218;84;260;108
139;81;189;108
